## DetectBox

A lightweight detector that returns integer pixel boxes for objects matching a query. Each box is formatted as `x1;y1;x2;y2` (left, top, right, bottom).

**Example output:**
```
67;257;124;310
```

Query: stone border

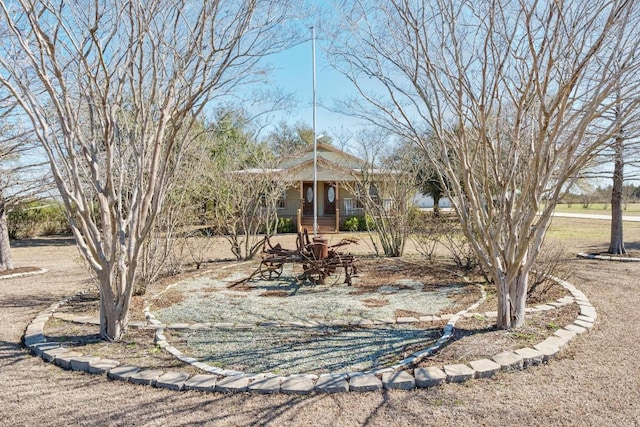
22;276;594;394
143;284;488;376
577;252;640;262
0;267;48;280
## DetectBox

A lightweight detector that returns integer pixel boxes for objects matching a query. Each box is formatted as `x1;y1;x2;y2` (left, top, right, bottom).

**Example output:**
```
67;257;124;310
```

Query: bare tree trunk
496;278;511;329
609;133;626;254
511;269;529;329
330;0;640;329
495;265;528;329
0;202;13;271
0;0;298;341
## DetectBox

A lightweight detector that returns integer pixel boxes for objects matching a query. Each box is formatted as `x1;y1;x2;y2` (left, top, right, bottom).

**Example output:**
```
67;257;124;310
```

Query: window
276;191;286;210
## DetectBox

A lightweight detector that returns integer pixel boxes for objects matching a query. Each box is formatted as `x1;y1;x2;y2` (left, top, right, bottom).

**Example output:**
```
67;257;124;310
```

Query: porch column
335;181;340;233
299;181;304;232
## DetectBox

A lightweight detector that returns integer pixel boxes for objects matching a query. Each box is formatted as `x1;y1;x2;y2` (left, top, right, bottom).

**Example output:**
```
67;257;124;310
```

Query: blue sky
261;27;367;146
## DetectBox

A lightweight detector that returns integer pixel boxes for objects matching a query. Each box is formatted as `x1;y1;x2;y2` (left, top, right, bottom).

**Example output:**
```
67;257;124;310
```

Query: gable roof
276;142;366;171
234;142;397;182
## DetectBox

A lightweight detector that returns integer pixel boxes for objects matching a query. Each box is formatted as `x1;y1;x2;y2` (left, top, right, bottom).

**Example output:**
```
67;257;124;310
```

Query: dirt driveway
1;234;639;426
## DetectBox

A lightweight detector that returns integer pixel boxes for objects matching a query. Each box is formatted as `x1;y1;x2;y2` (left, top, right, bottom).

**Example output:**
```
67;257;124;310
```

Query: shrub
358;214;375;231
343;216;360;232
342;215;360;231
411;214;478;268
276;217;294;233
528;242;574;301
8;201;70;239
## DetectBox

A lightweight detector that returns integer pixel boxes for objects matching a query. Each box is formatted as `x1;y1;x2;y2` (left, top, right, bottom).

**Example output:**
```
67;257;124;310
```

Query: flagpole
311;25;318;237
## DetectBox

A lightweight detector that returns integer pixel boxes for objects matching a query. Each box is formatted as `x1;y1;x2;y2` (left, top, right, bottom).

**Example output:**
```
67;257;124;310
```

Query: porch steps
299;217;339;234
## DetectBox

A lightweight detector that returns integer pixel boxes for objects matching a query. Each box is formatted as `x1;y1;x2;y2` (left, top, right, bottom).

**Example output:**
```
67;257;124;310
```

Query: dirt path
1;237;639;426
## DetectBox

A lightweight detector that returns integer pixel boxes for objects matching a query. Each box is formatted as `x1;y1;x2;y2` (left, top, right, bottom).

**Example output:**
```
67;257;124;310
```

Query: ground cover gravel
172;324;440;375
152;261;470;374
151;262;467;324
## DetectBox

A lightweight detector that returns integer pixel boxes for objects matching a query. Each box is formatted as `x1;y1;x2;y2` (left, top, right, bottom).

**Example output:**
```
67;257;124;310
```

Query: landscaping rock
469;359;501;378
87;358;120;375
414;367;447;388
29;342;60;357
533;341;560;361
543;335;570;350
156;371;190;391
70;356;101;371
443;364;475;383
183;374;217;392
248;376;283;394
281;376;315;395
41;346;72;363
514;348;544;367
54;351;83;370
492;351;524;371
108;365;141;381
216;375;250;393
316;373;349;393
382;371;415;390
554;328;577;340
563;323;587;335
348;373;383;392
129;369;164;386
574;319;594;329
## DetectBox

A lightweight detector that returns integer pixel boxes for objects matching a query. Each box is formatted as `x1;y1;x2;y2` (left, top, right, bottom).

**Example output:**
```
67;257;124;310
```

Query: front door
303;183;314;215
325;183;336;215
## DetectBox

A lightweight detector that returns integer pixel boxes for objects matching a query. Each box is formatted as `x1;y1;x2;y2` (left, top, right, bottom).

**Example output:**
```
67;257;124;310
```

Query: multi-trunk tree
0;0;298;340
331;0;640;329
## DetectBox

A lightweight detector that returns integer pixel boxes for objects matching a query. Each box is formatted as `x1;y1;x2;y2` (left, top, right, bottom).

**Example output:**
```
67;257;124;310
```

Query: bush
358;214;375;231
342;215;375;232
528;242;574;301
343;216;360;232
8;201;70;239
276;217;294;233
411;214;478;268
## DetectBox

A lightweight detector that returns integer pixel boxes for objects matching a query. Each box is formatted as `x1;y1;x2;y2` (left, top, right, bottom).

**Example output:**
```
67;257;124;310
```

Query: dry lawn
1;218;639;426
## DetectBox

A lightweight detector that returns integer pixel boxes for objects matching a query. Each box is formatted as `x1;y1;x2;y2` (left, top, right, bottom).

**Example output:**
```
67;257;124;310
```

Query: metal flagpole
311;25;318;237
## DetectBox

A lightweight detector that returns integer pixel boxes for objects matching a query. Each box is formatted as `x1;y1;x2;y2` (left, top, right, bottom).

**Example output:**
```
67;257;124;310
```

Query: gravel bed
170;324;441;375
151;262;466;374
152;263;467;325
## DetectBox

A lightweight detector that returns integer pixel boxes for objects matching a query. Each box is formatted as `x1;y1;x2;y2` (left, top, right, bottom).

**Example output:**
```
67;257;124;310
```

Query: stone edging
0;267;48;280
22;278;595;394
577;252;640;262
143;284;487;377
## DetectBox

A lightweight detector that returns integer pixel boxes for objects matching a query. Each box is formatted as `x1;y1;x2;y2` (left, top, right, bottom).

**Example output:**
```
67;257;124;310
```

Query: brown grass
2;221;640;426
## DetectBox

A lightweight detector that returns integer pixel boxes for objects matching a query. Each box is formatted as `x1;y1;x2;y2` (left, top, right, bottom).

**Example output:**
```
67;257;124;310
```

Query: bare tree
209;168;287;260
331;0;640;328
346;129;417;257
0;97;50;271
208;117;287;259
0;0;297;340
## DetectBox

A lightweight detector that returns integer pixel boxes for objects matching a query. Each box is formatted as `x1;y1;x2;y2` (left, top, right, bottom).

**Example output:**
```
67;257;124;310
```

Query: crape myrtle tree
0;0;298;340
331;0;640;329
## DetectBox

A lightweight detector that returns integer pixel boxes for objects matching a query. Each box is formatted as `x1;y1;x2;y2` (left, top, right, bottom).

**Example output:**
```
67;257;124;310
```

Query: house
273;143;386;233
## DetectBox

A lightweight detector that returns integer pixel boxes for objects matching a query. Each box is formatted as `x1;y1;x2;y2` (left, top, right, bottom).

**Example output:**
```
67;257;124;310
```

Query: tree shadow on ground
10;236;76;248
178;325;442;375
0;340;31;367
0;293;64;308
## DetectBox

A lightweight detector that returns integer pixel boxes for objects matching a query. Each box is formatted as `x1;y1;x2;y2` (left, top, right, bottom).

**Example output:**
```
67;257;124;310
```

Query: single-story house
272;142;390;233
